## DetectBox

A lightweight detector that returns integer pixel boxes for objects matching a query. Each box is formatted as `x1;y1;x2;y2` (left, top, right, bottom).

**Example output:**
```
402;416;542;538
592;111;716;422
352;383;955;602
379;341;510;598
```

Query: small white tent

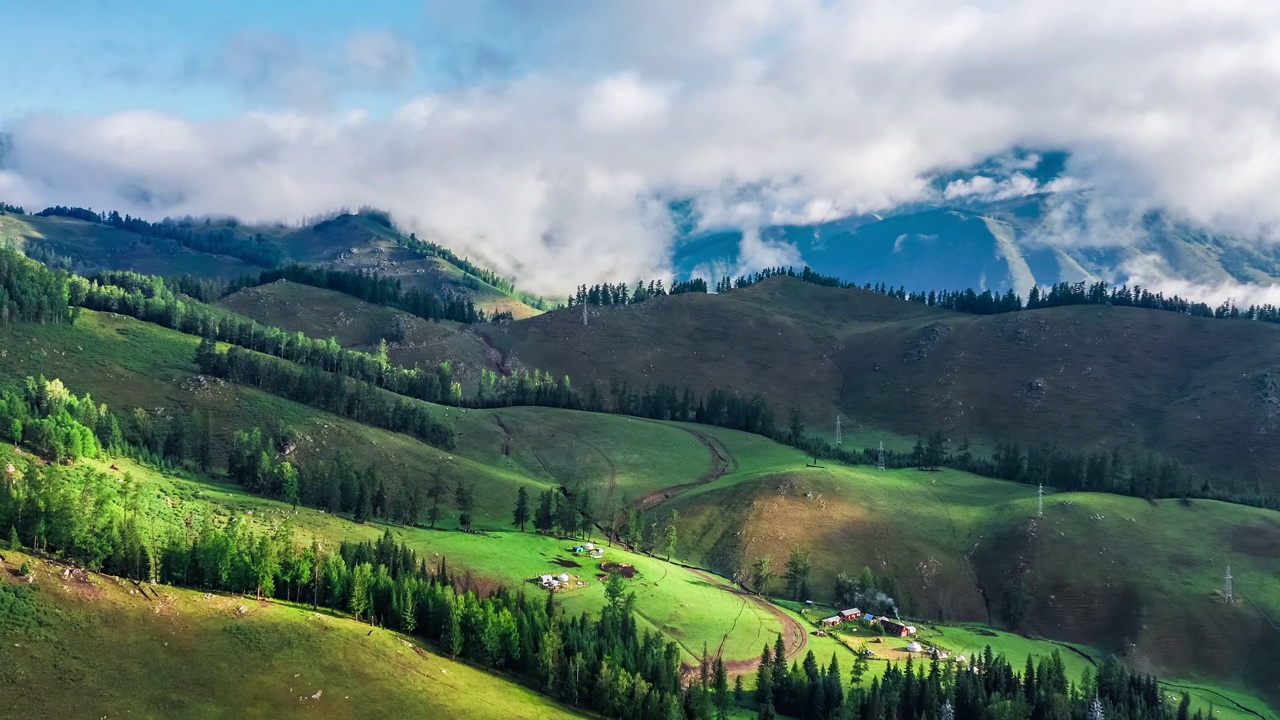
906;641;924;653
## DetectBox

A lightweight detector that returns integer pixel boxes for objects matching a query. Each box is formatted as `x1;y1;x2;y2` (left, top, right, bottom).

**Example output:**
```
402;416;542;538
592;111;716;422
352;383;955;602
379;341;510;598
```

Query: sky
3;0;1280;295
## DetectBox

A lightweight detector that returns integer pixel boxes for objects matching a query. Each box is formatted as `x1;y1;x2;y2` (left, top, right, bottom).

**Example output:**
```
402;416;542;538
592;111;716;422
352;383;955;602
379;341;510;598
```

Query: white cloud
1120;253;1280;308
578;73;669;133
345;31;416;88
5;0;1280;295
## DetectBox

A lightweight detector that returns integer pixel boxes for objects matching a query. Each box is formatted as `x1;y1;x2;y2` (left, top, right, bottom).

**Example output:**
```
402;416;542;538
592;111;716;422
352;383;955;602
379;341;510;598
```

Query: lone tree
784;547;811;601
788;406;805;444
750;555;776;596
455;480;475;532
513;486;530;531
662;509;679;561
425;471;448;528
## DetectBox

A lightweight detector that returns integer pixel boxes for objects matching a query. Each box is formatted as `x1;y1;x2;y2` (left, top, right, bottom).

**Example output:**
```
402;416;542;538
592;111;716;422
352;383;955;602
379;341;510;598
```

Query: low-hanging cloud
4;0;1280;296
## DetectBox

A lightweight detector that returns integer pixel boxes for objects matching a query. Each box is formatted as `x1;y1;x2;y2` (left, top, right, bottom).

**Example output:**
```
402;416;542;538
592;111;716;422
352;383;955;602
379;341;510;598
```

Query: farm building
539;574;558;588
881;619;910;637
820;616;842;627
839;608;863;621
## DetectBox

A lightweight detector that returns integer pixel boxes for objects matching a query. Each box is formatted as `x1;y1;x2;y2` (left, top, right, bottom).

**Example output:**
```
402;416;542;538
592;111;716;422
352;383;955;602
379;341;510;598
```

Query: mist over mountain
676;150;1280;305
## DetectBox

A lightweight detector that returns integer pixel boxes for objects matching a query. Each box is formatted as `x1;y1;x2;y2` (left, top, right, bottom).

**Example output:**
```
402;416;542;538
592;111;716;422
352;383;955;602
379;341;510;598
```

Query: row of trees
2;382;1211;720
0;443;708;719
195;338;456;450
242;264;486;323
0;248;70;325
36;205;286;267
568;278;708;308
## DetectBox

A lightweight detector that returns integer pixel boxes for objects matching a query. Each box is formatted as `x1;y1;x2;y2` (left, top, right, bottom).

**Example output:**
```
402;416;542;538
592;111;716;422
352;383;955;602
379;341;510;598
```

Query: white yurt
906;641;924;653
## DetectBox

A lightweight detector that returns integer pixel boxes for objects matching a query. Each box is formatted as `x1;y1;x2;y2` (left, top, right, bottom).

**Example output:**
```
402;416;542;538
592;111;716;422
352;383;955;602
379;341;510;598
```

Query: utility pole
1224;565;1234;604
1037;484;1044;518
582;300;588;326
835;415;842;449
877;441;885;471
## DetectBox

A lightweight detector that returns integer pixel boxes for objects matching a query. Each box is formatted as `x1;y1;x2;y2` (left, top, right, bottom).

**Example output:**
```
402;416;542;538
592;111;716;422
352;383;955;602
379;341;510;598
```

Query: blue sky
0;0;537;119
2;1;1279;298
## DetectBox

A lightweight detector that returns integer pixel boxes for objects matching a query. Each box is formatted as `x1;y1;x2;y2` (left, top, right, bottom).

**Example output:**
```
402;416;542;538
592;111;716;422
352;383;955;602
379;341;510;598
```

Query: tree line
785;425;1279;512
195;338;456;450
0;248;70;325
0;382;1214;720
569;278;708;307
234;263;486;324
0;444;713;720
35;205;286;267
714;262;1280;328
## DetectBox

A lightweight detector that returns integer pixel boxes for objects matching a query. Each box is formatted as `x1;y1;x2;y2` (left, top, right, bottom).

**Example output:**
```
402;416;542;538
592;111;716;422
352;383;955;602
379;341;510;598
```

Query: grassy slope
0;210;540;319
2;309;1278;710
0;309;712;526
217;280;500;390
488;276;1280;492
0;552;584;720
0;213;260;279
0;313;779;664
280;214;540;319
5;445;783;668
657;431;1280;711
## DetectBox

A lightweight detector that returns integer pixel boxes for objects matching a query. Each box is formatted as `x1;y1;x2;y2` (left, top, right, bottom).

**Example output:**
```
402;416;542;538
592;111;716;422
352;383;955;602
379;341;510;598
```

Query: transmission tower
1224;565;1234;604
1089;696;1104;720
877;441;885;471
941;700;955;720
582;301;588;326
835;415;842;448
1037;484;1044;518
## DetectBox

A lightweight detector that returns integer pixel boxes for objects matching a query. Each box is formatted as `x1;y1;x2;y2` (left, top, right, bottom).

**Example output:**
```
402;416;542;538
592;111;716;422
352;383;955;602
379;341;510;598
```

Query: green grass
0;552;585;720
488;275;1280;496
667;459;1280;715
0;309;710;527
48;450;783;667
3;306;1279;712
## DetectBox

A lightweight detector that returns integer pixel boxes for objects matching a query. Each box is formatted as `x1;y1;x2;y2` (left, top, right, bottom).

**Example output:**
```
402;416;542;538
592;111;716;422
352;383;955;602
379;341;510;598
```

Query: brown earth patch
600;562;637;579
1226;519;1280;558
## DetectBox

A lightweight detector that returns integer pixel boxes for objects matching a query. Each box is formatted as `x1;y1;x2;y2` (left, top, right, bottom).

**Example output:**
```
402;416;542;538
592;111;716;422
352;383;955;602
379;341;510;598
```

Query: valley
1;215;1278;719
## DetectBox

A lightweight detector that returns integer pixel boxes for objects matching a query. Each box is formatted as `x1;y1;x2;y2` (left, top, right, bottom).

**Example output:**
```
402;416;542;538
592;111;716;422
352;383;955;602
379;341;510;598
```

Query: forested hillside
488;274;1280;498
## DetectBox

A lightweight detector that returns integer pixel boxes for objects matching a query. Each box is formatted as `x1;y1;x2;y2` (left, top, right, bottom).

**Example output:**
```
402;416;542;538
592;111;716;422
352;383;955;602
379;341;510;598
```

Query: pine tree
513;486;530;531
455;480;475;532
534;490;554;533
662;509;679;561
7;525;19;551
713;656;730;719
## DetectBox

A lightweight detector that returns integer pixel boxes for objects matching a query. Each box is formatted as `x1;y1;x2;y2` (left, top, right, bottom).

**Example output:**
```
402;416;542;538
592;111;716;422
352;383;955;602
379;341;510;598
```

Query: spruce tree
512;487;530;531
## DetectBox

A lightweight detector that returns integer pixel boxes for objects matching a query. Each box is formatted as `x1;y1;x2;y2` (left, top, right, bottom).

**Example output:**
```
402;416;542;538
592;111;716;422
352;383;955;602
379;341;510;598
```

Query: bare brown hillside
489;276;1280;491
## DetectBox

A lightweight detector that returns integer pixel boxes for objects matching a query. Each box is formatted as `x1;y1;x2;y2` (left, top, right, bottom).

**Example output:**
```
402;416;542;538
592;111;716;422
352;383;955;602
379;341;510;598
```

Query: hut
881;618;910;637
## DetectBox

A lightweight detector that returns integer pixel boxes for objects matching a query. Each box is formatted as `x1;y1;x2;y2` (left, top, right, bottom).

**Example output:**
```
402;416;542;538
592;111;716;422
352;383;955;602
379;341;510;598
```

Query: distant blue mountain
672;150;1280;295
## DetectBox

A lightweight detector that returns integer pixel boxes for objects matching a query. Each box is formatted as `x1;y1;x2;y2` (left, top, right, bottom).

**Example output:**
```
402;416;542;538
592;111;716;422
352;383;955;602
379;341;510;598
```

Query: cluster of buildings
539;573;572;589
570;542;605;559
819;608;917;638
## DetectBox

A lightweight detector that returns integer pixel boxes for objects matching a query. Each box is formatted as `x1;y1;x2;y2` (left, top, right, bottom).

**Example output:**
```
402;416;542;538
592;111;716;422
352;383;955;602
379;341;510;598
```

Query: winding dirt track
684;567;808;676
637;424;738;510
